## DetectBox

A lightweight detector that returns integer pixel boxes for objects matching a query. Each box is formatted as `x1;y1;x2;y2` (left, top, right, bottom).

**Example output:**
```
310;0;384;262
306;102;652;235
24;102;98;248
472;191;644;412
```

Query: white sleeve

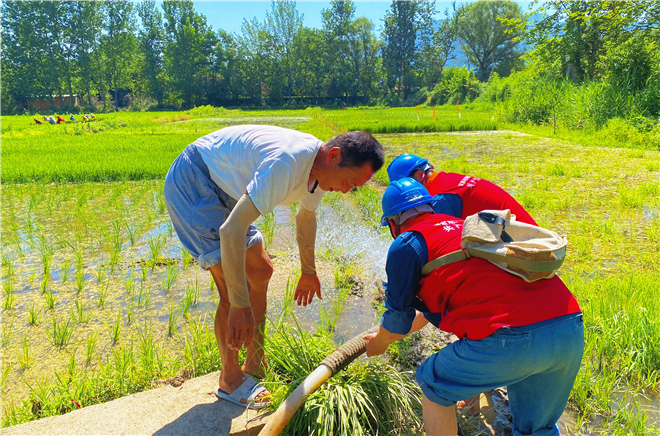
246;159;293;215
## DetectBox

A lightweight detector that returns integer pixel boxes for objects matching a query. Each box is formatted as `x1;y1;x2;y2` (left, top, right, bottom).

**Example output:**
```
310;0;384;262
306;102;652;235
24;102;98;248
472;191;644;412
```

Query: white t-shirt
195;125;325;215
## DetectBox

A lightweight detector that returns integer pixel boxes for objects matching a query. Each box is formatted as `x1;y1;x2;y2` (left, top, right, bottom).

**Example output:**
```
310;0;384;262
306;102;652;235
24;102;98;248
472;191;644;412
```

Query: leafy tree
322;0;357;102
238;17;271;105
291;27;328;102
68;1;103;106
263;1;304;104
525;0;660;82
137;0;166;106
1;1;45;110
417;5;461;89
103;0;138;111
382;1;417;98
162;0;216;108
456;0;524;81
347;17;382;103
382;0;436;99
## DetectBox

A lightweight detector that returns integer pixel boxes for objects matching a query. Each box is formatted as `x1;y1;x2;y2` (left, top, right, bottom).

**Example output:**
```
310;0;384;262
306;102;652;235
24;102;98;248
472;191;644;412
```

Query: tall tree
69;1;103;106
525;0;660;82
263;1;303;104
347;17;382;103
322;0;356;101
1;1;45;109
137;0;166;105
162;0;215;108
382;1;418;98
417;5;460;89
290;27;328;102
456;0;524;81
103;0;137;110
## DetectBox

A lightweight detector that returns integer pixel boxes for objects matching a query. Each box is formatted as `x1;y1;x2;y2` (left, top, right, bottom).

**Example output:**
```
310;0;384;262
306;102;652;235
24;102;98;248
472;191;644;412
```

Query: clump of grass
70;298;89;324
167;301;181;337
108;309;121;344
47;317;74;347
44;290;57;310
28;303;41;326
148;235;166;265
256;211;277;251
85;332;98;364
159;264;178;292
18;337;33;369
265;314;423;436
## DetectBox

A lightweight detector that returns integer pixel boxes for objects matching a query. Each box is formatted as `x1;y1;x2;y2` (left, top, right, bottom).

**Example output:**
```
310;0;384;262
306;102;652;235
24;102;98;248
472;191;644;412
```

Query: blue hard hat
381;178;434;226
387;154;429;182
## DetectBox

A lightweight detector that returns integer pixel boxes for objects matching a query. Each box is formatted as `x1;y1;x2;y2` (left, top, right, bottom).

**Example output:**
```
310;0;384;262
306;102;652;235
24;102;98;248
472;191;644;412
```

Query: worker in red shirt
365;178;583;436
387;154;537;225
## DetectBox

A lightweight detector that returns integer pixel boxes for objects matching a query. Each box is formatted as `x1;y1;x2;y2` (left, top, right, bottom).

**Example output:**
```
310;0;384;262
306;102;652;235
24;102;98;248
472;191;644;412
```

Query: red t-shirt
407;214;581;340
426;172;537;225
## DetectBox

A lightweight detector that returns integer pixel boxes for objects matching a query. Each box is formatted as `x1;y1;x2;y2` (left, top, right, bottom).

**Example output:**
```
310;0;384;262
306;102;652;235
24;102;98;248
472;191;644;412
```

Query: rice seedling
1;315;14;346
108;309;122;344
44;289;57;310
148;235;166;265
85;332;98;364
140;262;149;281
159;264;179;292
28;302;41;326
125;220;139;246
4;290;16;310
136;281;150;308
180;247;193;270
97;279;109;308
183;278;200;310
123;271;135;297
36;237;55;278
136;330;166;374
47;317;74;347
167;301;181;337
17;337;33;370
69;298;89;324
256;211;277;251
96;261;106;284
1;363;14;391
60;258;70;282
108;220;123;269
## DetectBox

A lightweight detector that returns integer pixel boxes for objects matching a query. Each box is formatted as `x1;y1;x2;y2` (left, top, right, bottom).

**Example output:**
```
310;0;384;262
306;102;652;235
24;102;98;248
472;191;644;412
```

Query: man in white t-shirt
164;124;384;408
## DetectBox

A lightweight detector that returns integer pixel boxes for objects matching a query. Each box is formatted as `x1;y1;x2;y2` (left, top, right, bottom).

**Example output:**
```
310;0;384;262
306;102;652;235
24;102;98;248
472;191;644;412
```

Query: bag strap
421;250;468;276
421;248;565;276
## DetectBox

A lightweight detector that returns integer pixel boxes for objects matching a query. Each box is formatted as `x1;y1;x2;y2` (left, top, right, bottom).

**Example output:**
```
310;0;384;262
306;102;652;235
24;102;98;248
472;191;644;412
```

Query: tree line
1;0;658;121
1;0;527;112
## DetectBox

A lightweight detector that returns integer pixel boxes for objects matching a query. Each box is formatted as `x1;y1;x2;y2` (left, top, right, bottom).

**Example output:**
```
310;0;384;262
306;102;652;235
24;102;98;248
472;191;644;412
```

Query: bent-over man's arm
219;194;262;349
294;206;322;306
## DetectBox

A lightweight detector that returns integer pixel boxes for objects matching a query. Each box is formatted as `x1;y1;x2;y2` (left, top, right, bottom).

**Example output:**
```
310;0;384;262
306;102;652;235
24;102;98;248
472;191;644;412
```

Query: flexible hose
258;326;379;436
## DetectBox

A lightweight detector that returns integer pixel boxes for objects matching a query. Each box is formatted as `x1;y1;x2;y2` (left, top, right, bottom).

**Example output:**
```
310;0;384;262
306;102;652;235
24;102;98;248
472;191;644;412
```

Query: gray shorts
163;144;263;270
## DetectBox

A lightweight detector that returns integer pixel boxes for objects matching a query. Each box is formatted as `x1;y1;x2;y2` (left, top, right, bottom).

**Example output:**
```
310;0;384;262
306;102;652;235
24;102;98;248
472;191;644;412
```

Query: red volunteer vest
406;214;581;340
426;172;537;225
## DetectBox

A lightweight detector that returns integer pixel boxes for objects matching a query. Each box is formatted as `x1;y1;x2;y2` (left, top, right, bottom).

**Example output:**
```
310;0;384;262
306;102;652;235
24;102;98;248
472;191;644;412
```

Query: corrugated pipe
258;326;379;436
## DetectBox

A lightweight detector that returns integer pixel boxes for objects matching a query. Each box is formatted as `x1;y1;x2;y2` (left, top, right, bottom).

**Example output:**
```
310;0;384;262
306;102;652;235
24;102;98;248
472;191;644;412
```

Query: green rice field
1;108;659;434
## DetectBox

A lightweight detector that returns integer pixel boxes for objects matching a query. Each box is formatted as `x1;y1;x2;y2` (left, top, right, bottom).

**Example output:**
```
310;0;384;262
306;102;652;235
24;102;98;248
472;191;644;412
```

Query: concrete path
1;372;270;436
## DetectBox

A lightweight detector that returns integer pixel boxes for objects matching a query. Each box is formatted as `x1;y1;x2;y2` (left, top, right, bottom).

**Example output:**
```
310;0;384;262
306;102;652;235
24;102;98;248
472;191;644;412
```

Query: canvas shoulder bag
421;209;567;282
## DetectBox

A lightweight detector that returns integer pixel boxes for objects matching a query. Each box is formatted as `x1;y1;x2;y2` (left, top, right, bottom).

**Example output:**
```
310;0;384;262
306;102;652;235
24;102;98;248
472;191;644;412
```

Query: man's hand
227;306;255;350
364;331;389;357
294;273;322;306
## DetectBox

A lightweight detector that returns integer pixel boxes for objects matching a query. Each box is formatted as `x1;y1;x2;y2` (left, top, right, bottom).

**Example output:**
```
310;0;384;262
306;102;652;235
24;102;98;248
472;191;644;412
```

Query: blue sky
192;1;536;35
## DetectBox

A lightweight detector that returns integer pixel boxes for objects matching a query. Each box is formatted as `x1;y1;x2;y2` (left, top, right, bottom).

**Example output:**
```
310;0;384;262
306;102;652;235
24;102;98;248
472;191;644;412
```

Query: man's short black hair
325;131;385;172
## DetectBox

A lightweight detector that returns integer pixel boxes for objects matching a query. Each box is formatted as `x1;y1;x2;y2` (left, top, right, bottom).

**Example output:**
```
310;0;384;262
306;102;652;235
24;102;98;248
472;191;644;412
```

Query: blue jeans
417;313;584;436
163;144;263;270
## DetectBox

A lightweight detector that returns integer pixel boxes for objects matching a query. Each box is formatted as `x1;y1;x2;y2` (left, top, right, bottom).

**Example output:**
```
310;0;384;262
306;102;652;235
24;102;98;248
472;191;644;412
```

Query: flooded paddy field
2;130;659;434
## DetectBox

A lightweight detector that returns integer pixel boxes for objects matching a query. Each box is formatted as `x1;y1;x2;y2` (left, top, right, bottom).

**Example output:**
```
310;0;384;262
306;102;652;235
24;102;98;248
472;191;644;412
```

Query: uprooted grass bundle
263;311;423;436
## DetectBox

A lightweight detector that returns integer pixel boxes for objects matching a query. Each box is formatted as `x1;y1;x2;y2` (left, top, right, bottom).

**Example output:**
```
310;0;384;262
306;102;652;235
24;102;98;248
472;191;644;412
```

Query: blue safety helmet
381;178;434;226
387;154;429;182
